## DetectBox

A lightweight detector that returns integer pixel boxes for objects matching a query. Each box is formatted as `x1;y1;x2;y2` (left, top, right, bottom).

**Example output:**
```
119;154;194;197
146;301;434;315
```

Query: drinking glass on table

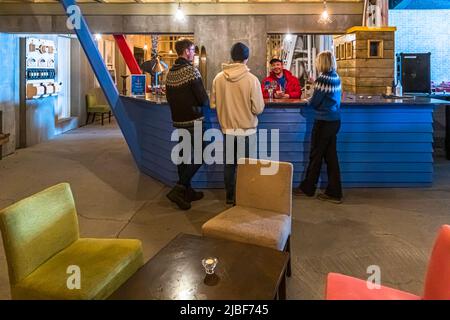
279;82;285;97
265;81;274;101
270;81;278;100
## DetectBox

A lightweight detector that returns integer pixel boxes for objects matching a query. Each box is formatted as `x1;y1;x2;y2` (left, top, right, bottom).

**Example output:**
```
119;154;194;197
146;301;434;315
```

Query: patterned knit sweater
307;70;342;121
165;58;209;127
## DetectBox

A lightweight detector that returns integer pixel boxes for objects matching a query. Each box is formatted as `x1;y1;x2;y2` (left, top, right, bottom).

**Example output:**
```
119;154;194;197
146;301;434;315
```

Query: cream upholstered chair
202;158;293;276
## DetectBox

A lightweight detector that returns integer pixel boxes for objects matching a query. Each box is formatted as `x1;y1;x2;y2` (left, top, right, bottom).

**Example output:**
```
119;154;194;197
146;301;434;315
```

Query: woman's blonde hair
316;50;337;74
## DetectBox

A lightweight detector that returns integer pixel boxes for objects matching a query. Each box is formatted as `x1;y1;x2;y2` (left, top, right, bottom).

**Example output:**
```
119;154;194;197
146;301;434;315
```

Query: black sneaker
226;198;235;205
293;186;314;197
186;187;204;202
317;193;343;204
226;191;235;205
166;184;191;210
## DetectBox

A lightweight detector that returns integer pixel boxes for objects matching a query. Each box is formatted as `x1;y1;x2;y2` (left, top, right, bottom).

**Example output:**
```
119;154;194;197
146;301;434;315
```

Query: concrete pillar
195;16;267;89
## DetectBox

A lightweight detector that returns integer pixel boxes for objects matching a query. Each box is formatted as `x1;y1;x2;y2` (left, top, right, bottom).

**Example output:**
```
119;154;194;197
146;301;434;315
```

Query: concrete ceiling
0;0;362;3
0;0;364;15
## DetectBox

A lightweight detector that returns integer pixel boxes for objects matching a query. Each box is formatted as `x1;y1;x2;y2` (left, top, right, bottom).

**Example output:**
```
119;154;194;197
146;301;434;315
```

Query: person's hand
283;93;290;99
274;91;284;99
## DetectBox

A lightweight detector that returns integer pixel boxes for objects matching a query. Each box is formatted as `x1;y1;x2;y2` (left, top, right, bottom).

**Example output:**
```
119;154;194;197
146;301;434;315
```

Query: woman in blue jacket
294;51;343;203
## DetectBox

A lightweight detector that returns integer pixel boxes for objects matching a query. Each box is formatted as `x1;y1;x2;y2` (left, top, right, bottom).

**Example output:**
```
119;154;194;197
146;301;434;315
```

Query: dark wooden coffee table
109;233;289;300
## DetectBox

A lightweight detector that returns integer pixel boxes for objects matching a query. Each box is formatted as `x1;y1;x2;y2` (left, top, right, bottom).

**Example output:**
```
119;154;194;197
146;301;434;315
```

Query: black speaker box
397;53;431;94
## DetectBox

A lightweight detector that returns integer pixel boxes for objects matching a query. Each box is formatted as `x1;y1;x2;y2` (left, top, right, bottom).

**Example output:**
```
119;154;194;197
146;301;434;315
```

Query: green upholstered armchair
86;88;112;126
0;183;143;299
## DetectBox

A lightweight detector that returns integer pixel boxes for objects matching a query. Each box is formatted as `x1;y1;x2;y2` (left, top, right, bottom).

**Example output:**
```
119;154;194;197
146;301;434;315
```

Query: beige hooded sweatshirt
211;63;265;136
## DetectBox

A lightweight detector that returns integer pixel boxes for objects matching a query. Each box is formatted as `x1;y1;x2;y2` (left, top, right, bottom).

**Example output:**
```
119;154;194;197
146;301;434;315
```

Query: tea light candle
205;258;214;265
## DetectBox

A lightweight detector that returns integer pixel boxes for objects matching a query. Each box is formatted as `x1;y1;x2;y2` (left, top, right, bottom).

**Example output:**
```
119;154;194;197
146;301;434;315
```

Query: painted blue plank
191;181;432;189
140;134;176;151
193;162;433;173
276;152;433;162
260;142;433;153
275;132;433;142
257;112;433;123
191;171;432;182
185;138;433;154
138;120;177;133
259;123;433;133
262;107;433;114
175;141;433;153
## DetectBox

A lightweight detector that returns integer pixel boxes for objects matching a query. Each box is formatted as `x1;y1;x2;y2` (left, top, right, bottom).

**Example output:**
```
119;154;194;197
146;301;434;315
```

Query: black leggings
300;120;342;198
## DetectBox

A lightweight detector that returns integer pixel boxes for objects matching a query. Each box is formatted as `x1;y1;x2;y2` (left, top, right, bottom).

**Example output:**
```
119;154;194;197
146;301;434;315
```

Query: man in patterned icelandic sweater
165;38;209;210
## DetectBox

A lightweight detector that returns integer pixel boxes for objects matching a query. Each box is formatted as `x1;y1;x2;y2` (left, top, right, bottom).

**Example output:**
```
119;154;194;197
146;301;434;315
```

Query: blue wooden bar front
121;96;445;188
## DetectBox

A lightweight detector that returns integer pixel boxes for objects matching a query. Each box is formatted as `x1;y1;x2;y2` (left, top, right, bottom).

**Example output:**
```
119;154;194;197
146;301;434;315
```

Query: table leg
277;272;287;300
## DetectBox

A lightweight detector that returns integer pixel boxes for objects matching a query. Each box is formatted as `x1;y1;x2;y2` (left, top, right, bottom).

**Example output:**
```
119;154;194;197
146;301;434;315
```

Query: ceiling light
143;44;148;51
318;0;333;25
174;3;186;22
285;33;293;42
94;34;102;41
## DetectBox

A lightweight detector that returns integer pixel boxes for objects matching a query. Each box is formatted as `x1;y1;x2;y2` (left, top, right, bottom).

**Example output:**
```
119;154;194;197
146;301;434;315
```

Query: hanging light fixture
318;0;333;25
174;2;186;22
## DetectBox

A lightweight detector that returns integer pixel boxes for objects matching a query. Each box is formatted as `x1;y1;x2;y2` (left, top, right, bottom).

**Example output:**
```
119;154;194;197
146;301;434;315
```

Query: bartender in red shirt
262;57;302;99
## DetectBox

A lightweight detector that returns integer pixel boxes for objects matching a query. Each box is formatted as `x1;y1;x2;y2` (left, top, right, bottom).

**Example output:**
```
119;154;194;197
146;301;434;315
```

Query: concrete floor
0;120;449;300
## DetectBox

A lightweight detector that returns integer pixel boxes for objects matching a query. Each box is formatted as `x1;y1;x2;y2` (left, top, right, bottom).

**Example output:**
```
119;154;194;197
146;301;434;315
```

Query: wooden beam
0;2;364;15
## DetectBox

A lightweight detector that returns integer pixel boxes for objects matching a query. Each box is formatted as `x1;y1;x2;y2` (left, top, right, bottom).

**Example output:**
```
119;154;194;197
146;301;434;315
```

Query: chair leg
109;111;111;123
86;112;90;125
285;235;292;277
102;113;104;126
92;113;96;123
277;273;287;300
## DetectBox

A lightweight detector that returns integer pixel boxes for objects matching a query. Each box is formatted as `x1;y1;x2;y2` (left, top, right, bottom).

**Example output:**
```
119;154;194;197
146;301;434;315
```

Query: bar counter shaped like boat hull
120;95;447;188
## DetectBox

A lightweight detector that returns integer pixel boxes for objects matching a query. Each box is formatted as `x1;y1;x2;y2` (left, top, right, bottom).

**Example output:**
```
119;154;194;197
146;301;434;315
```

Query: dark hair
175;38;194;56
270;57;283;65
230;42;250;62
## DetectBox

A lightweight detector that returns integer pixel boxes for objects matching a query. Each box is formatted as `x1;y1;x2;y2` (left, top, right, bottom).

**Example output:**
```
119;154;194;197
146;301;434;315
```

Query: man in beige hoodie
210;42;265;204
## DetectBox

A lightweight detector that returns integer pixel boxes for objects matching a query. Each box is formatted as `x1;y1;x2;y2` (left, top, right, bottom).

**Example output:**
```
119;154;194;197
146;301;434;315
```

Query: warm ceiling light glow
143;44;148;50
94;34;102;41
318;0;333;25
174;3;186;22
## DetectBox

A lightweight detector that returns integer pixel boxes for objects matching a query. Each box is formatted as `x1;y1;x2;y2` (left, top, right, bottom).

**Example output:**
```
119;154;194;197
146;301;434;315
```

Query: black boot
226;191;235;205
166;184;191;210
186;187;204;201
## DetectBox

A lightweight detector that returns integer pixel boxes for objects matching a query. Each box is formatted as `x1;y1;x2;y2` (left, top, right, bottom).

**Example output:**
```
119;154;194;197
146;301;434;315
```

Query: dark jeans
223;134;255;200
300;120;342;198
176;126;205;188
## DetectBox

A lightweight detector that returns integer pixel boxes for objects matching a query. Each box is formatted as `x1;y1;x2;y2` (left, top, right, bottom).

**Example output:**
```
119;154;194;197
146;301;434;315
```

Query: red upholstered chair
326;225;450;300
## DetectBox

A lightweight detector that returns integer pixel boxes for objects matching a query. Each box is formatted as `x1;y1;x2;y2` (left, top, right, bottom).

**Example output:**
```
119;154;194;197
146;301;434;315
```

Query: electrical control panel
25;38;62;99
